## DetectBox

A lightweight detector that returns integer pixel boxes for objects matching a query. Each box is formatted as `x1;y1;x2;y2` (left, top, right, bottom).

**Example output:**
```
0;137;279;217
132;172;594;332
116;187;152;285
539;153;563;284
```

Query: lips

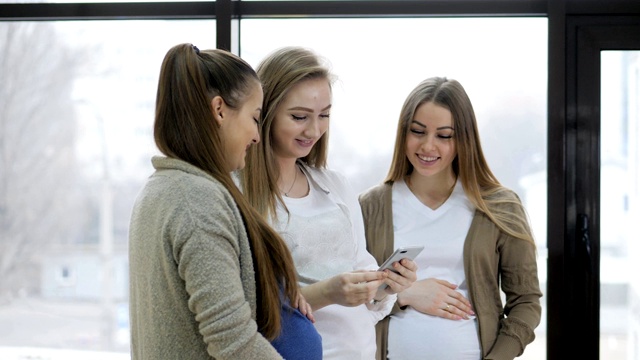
417;154;439;162
296;139;315;147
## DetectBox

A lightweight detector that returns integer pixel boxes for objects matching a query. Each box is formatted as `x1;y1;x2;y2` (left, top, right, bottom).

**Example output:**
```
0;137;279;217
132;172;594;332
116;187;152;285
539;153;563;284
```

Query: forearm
300;280;333;311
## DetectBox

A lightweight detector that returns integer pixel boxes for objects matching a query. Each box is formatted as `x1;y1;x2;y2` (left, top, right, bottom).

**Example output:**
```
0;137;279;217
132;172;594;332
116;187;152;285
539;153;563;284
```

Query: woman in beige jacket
359;77;542;360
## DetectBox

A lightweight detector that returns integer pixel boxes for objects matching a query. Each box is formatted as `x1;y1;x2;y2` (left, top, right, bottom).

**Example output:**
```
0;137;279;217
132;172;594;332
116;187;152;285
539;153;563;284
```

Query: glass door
562;17;640;359
600;50;640;359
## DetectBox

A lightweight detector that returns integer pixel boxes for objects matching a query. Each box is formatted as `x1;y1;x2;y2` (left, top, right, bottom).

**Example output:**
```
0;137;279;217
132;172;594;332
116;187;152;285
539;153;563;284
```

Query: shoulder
149;157;240;222
490;186;521;201
301;163;353;197
485;186;525;212
304;163;347;185
359;183;390;203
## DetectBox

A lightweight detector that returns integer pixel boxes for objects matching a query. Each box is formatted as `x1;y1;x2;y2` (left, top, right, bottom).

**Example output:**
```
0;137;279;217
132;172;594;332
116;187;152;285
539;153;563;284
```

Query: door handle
578;213;592;273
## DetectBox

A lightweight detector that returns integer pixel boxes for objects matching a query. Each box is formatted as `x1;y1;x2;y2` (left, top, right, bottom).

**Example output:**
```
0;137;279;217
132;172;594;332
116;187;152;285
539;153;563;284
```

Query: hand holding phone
377;246;424;290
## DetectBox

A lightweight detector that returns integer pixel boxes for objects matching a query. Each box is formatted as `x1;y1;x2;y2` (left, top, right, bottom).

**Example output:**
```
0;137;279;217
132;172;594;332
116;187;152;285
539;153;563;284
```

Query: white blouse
387;180;480;360
272;164;395;360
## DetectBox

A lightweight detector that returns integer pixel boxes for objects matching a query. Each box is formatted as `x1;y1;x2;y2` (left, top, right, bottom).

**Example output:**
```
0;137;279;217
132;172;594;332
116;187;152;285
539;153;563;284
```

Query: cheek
446;143;457;157
271;124;289;151
405;137;418;152
319;120;330;135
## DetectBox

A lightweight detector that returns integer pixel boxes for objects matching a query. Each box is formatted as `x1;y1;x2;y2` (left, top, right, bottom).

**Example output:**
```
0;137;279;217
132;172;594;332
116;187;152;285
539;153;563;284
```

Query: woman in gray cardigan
359;77;542;360
128;43;321;359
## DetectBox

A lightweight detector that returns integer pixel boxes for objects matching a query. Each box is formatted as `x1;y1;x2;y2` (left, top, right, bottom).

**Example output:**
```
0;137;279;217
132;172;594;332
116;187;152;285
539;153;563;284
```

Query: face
405;101;457;181
216;81;263;172
271;77;331;161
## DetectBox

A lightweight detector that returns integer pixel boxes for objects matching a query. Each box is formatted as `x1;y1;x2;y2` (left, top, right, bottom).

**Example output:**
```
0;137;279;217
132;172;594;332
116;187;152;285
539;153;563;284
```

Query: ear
210;96;225;126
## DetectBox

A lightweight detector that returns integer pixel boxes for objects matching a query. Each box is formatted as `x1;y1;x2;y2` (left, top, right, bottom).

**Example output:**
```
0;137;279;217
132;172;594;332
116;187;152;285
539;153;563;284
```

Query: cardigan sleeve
481;191;542;360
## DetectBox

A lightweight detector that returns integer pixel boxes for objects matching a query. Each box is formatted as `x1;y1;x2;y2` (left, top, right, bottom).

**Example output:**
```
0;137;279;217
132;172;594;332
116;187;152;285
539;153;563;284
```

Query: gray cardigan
128;156;283;359
359;183;542;360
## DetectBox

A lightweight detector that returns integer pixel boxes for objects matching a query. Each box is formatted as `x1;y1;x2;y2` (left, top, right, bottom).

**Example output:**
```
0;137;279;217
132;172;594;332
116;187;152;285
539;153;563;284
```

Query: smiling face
216;80;263;172
271;77;331;161
405;101;457;181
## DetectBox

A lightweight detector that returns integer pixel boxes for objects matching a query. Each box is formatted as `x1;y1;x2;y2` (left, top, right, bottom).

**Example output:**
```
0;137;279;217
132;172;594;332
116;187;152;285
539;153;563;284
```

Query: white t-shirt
272;165;393;360
387;180;481;360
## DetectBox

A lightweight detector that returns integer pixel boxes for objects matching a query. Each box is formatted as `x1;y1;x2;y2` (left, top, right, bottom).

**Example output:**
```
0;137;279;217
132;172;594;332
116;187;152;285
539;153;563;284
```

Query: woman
239;46;417;359
359;76;542;360
128;43;321;359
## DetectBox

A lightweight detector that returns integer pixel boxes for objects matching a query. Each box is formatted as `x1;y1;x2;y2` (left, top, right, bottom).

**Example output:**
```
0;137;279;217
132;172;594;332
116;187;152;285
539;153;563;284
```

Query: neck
406;171;457;209
277;157;300;197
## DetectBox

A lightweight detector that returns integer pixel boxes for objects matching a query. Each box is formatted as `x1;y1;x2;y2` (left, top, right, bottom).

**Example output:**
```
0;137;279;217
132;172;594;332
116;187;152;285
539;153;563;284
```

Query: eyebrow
410;120;454;131
287;104;332;112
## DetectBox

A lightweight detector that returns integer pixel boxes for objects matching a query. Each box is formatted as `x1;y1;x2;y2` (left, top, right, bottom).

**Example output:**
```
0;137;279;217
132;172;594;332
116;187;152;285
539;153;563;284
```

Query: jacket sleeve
484;192;542;360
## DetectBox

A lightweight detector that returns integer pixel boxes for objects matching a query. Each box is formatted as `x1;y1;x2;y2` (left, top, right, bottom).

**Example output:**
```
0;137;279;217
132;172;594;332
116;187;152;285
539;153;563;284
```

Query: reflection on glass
0;20;214;357
600;50;640;360
241;17;548;359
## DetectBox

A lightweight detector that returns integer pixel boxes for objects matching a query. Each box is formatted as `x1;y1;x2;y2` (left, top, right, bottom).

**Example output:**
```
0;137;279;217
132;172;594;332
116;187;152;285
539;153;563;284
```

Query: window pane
0;20;214;357
600;50;640;360
241;17;548;359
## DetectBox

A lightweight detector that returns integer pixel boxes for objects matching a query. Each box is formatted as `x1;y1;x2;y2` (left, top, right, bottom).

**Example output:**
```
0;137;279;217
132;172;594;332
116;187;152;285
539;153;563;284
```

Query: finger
449;292;473;309
450;298;475;316
352;270;387;283
305;304;315;323
399;258;418;272
384;267;415;289
441;303;463;320
435;278;459;289
298;301;307;315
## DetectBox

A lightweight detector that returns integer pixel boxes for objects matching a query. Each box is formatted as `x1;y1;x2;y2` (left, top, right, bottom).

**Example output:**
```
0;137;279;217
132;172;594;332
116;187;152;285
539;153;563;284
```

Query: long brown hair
385;77;534;244
154;43;298;339
241;46;333;220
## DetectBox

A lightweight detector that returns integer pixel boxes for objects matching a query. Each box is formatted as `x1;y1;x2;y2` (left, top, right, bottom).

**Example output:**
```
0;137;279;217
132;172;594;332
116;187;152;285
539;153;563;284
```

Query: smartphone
377;246;424;290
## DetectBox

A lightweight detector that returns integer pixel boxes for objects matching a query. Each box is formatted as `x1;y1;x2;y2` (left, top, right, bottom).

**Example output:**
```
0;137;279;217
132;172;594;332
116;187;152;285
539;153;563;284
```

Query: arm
175;187;283;359
396;278;474;320
300;270;387;311
484;192;542;360
485;234;542;360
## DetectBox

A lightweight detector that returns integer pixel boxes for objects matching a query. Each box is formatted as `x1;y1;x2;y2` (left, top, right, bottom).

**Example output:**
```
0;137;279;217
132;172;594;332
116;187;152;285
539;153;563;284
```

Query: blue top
271;298;323;360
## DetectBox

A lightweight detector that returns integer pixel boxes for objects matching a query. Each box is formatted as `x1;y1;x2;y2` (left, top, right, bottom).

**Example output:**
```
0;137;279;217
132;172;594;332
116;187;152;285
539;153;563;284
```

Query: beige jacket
358;183;542;360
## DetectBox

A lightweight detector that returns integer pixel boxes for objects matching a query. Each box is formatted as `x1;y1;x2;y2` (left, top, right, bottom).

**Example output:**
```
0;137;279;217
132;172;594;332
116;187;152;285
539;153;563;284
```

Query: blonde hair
385;77;534;244
154;43;299;339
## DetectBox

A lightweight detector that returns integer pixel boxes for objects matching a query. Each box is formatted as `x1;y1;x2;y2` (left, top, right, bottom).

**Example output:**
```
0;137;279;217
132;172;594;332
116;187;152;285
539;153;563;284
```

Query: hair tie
192;44;200;55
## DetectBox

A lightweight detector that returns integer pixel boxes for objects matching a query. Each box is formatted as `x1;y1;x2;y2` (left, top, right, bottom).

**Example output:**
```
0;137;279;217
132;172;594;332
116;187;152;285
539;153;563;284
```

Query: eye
291;114;306;121
409;128;425;135
320;113;331;119
438;134;453;139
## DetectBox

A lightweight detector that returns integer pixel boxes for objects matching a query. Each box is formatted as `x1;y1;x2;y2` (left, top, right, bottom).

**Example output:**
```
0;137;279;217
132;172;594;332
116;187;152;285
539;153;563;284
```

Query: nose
304;118;321;138
420;134;436;150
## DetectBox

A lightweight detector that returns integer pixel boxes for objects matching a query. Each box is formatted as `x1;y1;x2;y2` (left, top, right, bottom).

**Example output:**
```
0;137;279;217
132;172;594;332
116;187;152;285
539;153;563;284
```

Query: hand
379;258;418;295
301;271;387;310
397;278;475;320
325;271;387;307
292;291;315;323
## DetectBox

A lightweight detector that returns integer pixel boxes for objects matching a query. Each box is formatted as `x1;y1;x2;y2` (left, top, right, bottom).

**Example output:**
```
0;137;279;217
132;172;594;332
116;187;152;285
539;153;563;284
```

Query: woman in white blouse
239;46;418;359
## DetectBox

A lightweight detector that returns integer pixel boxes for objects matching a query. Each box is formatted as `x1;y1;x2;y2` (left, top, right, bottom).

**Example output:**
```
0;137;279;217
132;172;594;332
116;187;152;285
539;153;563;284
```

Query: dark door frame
548;12;640;359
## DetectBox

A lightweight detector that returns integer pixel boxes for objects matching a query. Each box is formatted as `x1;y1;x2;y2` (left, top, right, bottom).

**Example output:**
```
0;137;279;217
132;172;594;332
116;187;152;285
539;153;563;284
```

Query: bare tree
0;22;88;300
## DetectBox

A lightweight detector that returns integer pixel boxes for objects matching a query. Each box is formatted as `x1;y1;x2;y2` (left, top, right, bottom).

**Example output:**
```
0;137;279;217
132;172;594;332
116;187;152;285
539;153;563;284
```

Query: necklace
283;167;298;197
